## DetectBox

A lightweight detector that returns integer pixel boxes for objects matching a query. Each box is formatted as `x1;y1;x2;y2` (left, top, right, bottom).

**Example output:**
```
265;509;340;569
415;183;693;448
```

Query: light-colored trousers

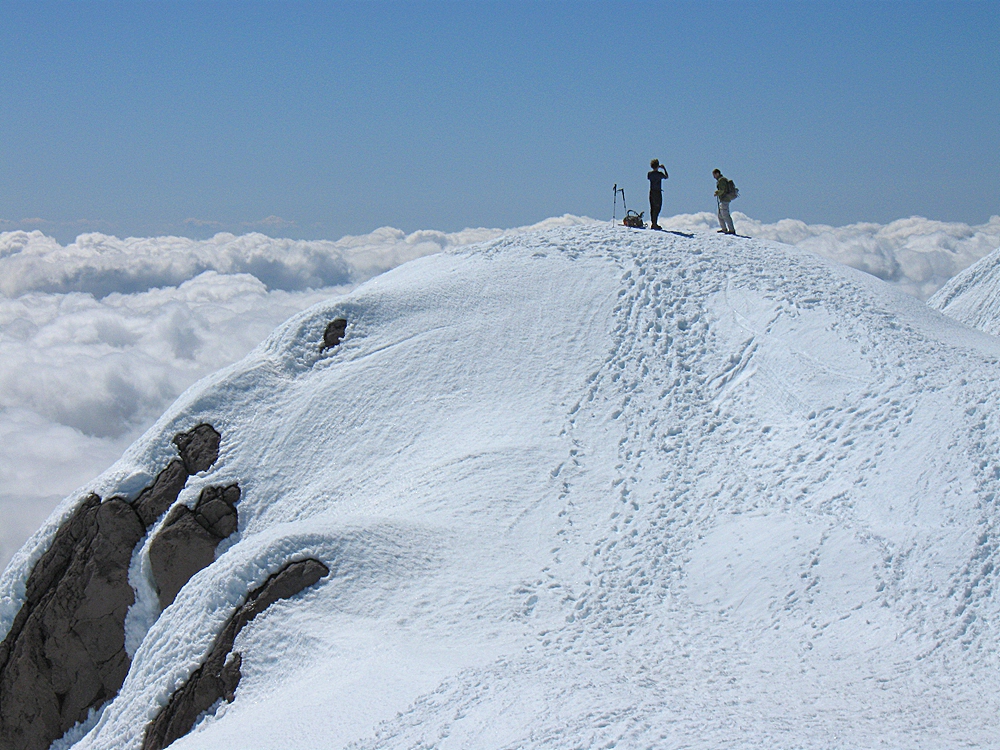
717;201;735;234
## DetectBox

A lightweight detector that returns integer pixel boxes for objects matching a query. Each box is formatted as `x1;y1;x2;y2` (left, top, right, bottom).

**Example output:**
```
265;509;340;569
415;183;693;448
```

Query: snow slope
3;212;995;573
929;245;1000;335
0;215;594;570
6;225;1000;748
660;213;1000;300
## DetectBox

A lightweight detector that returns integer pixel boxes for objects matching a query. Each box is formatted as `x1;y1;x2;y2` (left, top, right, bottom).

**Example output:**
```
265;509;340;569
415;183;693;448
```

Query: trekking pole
613;185;627;226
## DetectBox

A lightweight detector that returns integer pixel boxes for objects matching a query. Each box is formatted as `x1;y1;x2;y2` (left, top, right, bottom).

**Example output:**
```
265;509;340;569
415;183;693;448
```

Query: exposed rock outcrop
142;558;330;750
133;459;189;528
134;424;221;527
149;484;241;609
0;496;143;750
172;424;221;475
322;318;348;350
0;423;223;750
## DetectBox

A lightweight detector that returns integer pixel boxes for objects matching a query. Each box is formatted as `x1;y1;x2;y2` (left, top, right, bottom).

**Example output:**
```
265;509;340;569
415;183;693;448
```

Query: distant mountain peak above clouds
929;245;1000;335
5;225;1000;749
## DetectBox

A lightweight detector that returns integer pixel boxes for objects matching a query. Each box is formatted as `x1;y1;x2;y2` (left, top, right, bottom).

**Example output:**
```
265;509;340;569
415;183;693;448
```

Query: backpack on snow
622;210;645;228
723;179;739;201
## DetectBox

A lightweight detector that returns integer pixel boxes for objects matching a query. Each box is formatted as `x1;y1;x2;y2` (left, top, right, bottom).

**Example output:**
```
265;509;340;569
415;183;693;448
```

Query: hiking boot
717;229;728;233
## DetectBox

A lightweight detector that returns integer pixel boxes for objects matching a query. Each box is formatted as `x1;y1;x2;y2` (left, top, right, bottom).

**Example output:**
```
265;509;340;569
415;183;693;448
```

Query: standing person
713;168;737;235
648;159;668;230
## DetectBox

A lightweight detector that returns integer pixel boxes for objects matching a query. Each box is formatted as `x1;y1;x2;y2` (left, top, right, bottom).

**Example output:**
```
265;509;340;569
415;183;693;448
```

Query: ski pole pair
612;184;628;224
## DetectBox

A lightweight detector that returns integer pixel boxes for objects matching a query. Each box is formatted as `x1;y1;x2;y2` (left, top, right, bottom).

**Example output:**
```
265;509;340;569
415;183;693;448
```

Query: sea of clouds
1;211;998;568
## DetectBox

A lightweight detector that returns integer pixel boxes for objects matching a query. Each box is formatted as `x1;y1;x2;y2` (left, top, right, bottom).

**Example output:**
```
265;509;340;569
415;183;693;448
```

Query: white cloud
1;211;996;570
182;217;225;228
0;219;560;300
246;215;296;228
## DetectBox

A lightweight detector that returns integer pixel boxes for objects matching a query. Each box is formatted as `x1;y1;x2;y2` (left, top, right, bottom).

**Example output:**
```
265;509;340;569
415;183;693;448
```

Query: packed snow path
4;225;1000;749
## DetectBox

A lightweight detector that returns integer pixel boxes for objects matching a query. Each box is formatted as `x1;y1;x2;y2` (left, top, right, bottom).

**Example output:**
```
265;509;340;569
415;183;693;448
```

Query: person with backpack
712;168;738;235
647;159;668;230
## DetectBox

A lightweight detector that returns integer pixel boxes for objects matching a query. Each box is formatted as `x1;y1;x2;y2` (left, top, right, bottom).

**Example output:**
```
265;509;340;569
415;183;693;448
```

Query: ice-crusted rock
141;558;329;750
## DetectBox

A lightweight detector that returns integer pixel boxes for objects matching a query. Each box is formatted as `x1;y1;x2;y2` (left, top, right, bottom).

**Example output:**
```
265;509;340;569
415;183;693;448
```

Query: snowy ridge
5;225;1000;748
928;245;1000;335
661;213;1000;300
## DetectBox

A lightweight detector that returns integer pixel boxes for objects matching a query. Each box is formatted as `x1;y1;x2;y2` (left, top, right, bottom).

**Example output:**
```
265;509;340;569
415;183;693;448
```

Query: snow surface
3;214;996;571
5;224;1000;748
661;213;1000;300
929;246;1000;336
0;216;593;568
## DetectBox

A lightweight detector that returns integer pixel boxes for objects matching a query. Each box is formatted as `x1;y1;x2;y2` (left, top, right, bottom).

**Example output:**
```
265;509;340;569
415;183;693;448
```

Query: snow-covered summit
5;225;1000;749
929;244;1000;335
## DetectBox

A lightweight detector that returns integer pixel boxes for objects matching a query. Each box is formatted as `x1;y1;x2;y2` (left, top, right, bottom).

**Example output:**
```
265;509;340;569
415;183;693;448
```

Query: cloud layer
1;212;998;569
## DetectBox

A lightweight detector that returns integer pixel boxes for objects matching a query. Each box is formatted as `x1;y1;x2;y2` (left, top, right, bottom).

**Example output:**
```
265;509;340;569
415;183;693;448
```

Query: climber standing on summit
647;159;668;230
713;168;738;235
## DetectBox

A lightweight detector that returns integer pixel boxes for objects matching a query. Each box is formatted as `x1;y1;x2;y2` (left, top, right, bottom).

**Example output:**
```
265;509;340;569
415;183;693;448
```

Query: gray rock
322;318;348;350
238;558;329;624
0;423;226;750
133;424;222;527
148;484;240;610
132;459;188;528
148;509;221;611
192;484;240;538
0;498;143;750
172;424;221;475
142;559;329;750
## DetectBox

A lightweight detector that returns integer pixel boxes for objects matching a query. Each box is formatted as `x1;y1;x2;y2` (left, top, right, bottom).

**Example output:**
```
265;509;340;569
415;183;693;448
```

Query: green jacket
714;176;732;200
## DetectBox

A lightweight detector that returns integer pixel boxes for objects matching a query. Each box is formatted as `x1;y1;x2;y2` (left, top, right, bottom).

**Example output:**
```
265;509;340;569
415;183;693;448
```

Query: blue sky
0;0;997;242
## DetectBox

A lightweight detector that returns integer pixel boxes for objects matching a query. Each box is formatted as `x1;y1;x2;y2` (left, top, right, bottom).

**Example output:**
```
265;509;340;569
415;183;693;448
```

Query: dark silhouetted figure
647;159;668;230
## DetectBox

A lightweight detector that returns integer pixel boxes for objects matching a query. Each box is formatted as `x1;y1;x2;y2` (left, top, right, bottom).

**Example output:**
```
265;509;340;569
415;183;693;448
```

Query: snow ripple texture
5;225;1000;749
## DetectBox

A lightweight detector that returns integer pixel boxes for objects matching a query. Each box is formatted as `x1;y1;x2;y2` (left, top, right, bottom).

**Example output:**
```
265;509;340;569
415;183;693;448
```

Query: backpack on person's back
722;178;739;202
